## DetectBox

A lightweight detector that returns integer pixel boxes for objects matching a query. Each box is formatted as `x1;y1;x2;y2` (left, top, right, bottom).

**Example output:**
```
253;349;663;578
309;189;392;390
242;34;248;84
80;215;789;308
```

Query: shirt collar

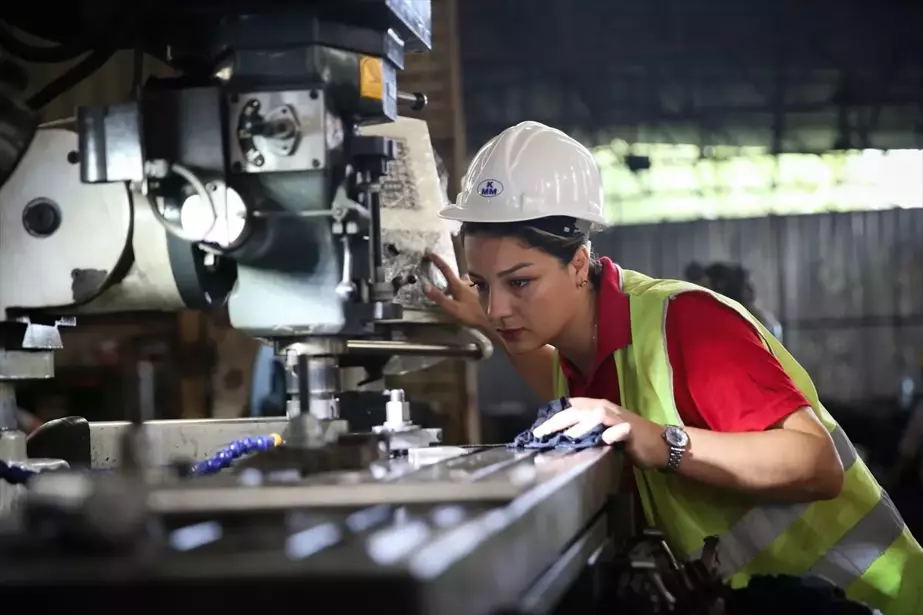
559;257;632;379
595;257;632;359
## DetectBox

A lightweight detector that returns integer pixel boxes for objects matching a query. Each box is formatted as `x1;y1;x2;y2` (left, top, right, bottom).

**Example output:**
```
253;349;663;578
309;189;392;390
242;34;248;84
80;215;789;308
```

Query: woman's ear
570;246;590;280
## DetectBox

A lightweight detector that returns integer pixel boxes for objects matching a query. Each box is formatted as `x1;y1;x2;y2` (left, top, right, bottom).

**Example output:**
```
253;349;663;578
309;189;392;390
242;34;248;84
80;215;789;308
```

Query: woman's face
463;234;584;354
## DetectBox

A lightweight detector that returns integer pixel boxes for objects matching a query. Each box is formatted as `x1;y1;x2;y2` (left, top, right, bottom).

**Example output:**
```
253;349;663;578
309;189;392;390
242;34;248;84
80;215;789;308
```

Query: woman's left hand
531;398;666;470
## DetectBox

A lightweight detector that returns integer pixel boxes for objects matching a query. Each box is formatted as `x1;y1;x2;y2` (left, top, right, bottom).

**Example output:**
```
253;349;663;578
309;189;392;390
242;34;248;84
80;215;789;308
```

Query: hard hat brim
438;204;607;226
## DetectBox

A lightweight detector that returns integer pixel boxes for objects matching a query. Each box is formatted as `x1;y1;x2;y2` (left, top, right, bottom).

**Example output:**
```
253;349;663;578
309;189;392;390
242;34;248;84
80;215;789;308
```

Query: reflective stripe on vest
687;426;855;571
809;489;905;588
688;426;903;589
551;268;923;614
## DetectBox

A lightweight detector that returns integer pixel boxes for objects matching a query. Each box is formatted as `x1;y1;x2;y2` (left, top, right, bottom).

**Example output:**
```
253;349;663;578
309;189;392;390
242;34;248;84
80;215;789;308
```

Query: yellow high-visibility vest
552;268;923;614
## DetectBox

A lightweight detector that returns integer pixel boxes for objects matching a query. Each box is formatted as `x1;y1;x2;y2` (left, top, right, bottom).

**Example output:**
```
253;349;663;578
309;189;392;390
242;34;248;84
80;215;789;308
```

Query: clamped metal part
371;388;441;452
384;388;411;429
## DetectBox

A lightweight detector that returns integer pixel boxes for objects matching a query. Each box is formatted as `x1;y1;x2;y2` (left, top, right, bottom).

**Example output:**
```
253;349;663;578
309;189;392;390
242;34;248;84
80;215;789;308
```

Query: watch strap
663;425;688;472
666;444;684;472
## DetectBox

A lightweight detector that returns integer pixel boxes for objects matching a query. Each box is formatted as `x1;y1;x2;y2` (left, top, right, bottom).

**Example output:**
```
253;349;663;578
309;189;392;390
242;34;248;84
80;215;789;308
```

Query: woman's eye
469;281;487;292
510;279;531;289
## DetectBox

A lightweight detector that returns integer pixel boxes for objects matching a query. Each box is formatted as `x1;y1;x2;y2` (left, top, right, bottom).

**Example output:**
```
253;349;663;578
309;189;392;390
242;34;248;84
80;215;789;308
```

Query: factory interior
1;0;922;613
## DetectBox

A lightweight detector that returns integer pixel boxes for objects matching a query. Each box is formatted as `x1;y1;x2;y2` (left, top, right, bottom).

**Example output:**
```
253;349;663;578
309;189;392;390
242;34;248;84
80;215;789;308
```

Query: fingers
422;282;460;318
532;398;621;440
601;422;632;444
423;250;465;295
422;281;448;304
564;417;607;440
567;397;615;411
532;407;584;438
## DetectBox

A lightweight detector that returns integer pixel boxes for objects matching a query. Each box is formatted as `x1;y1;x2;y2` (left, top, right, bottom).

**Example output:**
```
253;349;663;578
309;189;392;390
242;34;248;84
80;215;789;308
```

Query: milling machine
0;4;632;614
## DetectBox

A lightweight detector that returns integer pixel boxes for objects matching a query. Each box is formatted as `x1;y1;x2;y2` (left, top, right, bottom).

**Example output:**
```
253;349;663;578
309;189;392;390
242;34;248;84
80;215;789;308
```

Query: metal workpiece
370;388;442;451
384;388;410;428
382;427;442;451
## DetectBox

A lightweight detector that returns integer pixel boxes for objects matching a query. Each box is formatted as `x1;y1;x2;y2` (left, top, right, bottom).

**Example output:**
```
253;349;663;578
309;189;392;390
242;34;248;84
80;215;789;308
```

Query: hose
190;434;283;476
0;434;284;484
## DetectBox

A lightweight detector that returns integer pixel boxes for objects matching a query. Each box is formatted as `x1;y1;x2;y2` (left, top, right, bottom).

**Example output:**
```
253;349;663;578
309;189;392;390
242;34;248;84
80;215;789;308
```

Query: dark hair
459;216;603;287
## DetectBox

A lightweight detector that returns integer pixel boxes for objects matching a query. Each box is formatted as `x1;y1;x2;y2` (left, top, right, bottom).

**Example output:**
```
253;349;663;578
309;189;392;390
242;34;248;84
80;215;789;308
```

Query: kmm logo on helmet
477;179;503;198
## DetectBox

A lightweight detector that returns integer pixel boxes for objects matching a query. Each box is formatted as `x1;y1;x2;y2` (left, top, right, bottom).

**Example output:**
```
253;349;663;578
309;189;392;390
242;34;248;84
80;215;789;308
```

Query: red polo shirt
558;258;810;433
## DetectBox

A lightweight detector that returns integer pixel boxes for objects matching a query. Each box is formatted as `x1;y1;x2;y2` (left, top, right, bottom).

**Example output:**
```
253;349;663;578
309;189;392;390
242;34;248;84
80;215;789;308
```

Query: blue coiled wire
0;434;283;484
190;433;282;476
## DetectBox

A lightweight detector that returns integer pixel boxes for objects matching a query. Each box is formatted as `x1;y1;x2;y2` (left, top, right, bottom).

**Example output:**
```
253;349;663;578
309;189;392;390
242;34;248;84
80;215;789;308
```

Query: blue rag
508;397;606;451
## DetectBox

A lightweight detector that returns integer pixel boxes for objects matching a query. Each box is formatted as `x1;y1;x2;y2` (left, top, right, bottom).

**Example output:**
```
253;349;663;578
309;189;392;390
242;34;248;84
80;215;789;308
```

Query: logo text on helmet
477;179;503;198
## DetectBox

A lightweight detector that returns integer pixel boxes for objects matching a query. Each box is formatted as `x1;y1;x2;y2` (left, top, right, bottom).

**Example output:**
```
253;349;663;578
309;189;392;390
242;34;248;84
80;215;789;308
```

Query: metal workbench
0;440;627;615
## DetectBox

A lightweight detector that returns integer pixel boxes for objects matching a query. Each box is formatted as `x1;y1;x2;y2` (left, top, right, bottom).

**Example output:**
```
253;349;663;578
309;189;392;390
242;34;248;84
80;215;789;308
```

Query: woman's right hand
422;251;490;331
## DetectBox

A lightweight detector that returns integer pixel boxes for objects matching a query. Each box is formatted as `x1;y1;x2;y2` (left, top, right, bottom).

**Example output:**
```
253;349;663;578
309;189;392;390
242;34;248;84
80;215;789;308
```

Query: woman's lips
497;328;525;342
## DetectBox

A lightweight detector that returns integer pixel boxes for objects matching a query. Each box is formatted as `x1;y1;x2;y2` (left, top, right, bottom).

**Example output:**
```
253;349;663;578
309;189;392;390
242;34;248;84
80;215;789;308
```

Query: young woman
423;121;921;614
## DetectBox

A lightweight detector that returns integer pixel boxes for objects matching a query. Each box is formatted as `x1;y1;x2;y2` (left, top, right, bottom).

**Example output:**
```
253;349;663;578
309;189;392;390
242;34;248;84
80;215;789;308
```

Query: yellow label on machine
359;55;384;100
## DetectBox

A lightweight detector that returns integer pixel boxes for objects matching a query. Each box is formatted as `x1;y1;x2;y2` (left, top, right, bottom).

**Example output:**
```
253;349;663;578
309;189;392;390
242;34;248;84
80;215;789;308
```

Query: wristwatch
662;425;690;472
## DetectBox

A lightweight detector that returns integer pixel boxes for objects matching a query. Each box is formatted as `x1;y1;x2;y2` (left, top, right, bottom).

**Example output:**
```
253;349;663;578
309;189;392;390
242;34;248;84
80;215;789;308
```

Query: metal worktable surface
0;446;622;615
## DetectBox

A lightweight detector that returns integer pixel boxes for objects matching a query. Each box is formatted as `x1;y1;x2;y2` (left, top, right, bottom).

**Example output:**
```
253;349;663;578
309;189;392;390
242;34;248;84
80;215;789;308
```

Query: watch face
665;426;689;448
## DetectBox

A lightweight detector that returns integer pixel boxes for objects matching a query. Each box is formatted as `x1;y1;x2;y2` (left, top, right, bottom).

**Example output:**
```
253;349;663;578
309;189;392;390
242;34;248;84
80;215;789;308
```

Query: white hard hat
438;121;607;226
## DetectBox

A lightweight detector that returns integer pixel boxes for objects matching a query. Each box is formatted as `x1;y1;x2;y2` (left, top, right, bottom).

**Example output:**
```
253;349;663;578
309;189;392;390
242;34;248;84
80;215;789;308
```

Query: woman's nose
487;289;514;320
